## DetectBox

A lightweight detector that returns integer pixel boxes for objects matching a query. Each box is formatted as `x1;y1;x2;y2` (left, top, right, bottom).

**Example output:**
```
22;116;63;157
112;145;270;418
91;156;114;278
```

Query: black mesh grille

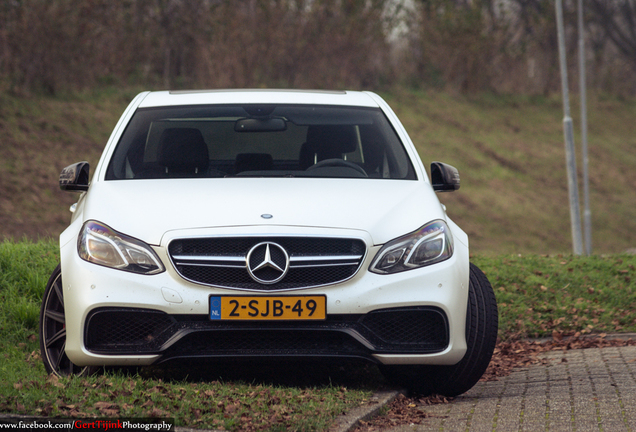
85;308;176;353
169;236;366;290
360;307;448;349
83;307;448;358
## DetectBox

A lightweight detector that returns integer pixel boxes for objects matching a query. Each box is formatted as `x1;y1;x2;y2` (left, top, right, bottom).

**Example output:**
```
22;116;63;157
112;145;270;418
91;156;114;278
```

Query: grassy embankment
1;240;634;429
385;89;636;254
1;88;635;254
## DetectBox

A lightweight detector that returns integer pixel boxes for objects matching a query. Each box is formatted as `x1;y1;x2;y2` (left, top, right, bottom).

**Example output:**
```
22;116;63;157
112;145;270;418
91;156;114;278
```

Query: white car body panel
73;179;448;247
61;232;469;366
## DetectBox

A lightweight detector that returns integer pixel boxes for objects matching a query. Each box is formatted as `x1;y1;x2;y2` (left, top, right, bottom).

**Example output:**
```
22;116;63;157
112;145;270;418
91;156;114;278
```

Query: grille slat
168;237;366;290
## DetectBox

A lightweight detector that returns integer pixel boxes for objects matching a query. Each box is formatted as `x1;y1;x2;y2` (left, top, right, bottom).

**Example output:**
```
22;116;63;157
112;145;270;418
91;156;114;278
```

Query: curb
330;389;403;432
530;332;636;343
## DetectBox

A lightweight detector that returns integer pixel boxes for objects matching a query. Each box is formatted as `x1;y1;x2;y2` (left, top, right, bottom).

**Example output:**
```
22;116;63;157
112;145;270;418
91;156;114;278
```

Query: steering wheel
306;158;368;177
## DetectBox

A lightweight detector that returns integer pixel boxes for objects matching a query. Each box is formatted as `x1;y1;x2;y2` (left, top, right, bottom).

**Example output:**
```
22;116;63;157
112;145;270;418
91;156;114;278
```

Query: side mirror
431;162;460;192
59;162;90;192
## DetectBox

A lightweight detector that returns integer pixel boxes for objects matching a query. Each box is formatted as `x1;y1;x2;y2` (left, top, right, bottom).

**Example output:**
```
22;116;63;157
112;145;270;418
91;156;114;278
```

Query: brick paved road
385;345;636;431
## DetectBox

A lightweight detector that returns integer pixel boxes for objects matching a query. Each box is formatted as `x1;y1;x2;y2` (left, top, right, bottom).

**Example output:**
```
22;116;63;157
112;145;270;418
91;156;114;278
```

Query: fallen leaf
94;401;117;409
149;408;170;417
225;402;240;414
46;374;65;389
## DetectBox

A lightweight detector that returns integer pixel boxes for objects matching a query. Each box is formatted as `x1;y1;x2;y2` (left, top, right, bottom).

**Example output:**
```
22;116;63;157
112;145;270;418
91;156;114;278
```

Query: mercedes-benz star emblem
246;242;290;284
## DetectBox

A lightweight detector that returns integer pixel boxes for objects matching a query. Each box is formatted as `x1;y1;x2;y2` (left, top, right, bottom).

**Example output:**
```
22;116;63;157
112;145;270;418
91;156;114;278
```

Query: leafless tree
588;0;636;70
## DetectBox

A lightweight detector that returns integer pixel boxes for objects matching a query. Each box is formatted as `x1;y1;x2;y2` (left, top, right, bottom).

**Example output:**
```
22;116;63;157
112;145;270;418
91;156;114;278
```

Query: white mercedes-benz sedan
39;89;498;396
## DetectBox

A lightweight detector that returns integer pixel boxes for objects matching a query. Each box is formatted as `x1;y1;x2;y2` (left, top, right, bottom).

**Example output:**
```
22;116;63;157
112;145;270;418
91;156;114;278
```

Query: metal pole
578;0;592;255
556;0;584;255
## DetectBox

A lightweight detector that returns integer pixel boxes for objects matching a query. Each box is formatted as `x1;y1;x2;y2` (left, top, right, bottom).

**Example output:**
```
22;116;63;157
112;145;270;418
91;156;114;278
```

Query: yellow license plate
209;295;326;320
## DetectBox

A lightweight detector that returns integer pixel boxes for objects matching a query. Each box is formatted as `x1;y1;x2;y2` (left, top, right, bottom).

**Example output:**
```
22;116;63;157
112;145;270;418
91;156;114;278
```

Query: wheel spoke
53;340;66;372
45;309;65;324
53;278;64;306
46;328;66;349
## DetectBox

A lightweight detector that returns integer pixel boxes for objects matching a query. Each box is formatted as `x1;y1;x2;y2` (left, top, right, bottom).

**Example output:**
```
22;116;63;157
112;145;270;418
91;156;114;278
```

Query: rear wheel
381;263;498;396
39;264;91;376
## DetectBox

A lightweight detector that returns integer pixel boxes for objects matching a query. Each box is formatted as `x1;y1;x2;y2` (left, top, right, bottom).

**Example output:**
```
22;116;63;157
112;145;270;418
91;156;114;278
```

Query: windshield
105;104;416;180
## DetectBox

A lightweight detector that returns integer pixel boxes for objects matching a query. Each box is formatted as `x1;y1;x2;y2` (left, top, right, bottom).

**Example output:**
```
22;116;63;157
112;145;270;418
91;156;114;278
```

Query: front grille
360;307;448;349
84;307;449;360
85;308;176;353
168;236;366;290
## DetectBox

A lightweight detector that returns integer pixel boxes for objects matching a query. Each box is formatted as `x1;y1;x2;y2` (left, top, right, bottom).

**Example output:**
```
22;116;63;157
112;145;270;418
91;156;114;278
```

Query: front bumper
83;306;449;364
61;227;470;367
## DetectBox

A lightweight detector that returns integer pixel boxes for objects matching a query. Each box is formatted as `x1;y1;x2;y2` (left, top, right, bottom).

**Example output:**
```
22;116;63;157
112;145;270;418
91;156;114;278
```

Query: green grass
0;239;58;338
0;240;376;431
472;254;636;339
1;240;635;429
2;368;372;431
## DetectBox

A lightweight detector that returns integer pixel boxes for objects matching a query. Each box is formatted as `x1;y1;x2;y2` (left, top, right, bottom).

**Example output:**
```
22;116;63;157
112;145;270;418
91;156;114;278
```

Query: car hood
78;178;447;246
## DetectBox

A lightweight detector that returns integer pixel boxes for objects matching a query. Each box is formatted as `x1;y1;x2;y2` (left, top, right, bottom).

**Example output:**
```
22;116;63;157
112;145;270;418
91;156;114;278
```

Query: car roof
137;89;381;108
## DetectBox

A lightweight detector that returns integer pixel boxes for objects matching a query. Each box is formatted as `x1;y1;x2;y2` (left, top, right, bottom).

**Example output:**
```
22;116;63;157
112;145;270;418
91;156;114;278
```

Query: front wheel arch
380;263;499;396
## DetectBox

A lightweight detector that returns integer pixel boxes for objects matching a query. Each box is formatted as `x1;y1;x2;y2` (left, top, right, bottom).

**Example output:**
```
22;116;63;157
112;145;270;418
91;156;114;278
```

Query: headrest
305;125;358;156
158;128;209;174
358;124;384;171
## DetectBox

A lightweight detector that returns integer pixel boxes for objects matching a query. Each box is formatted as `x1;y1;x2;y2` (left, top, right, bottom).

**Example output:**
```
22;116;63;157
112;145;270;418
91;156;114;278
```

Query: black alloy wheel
39;264;88;376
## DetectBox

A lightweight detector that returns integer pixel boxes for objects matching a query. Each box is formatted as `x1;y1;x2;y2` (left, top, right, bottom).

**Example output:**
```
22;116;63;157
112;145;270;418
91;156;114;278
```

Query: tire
39;264;92;376
380;263;498;397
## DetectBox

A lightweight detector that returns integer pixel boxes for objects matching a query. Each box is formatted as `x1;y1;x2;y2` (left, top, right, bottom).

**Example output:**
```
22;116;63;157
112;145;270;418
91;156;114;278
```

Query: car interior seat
358;125;387;178
298;125;358;170
157;128;209;177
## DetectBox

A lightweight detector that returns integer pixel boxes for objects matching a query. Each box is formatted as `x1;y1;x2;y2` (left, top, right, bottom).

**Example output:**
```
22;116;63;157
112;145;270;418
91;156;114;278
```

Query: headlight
78;221;165;275
369;220;453;274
